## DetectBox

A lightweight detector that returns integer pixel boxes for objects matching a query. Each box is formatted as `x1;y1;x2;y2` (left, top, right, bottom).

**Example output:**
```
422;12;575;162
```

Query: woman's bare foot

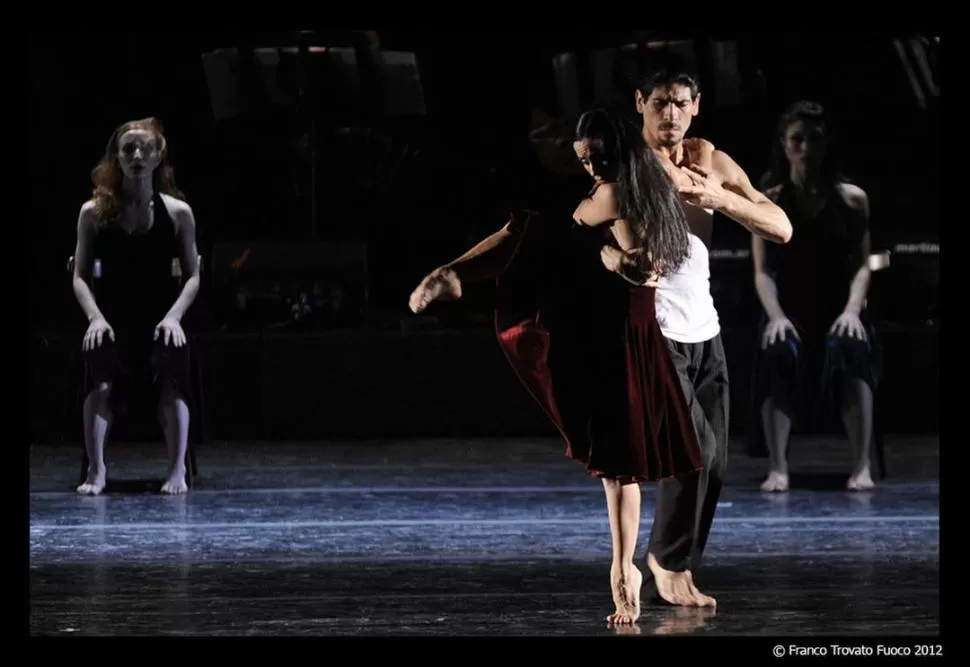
760;471;789;492
77;466;106;496
847;466;874;491
646;553;716;607
606;564;642;625
161;465;188;494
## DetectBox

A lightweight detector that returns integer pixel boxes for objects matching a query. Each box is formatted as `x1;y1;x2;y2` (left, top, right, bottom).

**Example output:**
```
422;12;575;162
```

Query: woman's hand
830;311;866;340
762;316;798;349
600;246;626;273
154;316;187;347
83;317;114;351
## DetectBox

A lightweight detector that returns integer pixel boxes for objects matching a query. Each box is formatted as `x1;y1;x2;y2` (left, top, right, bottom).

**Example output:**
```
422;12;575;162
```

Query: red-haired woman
71;117;200;495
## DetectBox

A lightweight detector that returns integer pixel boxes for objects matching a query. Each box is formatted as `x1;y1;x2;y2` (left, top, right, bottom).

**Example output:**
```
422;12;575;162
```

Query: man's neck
642;130;685;164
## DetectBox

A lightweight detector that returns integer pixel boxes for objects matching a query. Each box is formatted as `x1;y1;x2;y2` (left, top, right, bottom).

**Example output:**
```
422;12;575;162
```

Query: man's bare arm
712;150;793;244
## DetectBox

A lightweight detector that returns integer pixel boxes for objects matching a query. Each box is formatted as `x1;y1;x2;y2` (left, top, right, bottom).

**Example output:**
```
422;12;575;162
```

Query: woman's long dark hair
575;108;690;278
759;100;847;191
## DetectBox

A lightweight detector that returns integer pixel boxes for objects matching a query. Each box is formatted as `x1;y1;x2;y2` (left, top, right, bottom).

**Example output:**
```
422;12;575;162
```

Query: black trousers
644;334;729;601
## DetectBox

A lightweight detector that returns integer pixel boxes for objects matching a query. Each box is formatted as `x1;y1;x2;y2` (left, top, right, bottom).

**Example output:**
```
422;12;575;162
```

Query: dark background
28;30;940;444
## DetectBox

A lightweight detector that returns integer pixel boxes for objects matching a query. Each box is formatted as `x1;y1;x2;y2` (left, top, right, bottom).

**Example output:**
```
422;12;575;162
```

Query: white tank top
655;220;721;344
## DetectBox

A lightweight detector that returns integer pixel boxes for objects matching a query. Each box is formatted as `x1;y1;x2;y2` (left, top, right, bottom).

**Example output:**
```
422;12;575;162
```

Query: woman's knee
84;382;112;406
601;475;639;489
151;339;192;396
762;336;800;363
158;384;189;406
760;339;799;399
826;332;876;384
826;331;869;353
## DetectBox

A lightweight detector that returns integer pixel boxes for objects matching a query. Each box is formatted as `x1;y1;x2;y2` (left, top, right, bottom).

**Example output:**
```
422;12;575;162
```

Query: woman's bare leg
843;377;875;490
158;386;190;494
602;477;643;624
77;382;112;496
760;395;792;492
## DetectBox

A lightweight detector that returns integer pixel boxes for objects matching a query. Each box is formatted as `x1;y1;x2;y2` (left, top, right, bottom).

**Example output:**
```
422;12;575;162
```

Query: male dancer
625;58;791;607
411;73;791;607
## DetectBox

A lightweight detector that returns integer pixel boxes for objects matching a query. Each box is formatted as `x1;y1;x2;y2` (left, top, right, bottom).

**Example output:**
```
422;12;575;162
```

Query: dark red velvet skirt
493;208;703;483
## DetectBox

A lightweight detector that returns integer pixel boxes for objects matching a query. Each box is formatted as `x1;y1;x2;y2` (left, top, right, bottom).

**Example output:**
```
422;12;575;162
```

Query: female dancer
751;101;877;492
410;108;702;624
72;117;200;495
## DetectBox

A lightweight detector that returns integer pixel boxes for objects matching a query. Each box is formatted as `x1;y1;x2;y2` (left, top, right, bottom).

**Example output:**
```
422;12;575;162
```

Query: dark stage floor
29;435;940;637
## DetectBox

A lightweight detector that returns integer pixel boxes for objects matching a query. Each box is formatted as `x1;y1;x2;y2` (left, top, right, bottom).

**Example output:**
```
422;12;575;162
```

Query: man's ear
692;92;702;117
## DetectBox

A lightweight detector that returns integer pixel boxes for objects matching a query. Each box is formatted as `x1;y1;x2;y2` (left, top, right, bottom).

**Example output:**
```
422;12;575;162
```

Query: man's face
636;84;699;148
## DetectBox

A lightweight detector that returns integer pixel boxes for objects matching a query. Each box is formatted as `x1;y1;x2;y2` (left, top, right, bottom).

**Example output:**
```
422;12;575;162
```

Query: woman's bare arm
163;200;201;322
751;234;786;321
71;203;106;323
573;183;618;227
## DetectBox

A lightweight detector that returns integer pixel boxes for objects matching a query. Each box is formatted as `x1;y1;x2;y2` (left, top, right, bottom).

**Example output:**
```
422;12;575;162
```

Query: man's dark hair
636;52;700;100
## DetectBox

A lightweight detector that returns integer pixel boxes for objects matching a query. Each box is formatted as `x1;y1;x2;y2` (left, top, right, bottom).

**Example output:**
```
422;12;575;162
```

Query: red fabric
494;208;703;482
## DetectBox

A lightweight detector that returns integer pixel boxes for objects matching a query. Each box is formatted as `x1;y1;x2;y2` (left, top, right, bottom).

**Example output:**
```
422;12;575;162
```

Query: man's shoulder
685;138;715;160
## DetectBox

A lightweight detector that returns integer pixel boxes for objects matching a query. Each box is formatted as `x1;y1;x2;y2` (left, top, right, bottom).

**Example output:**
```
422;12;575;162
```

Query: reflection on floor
30;435;939;637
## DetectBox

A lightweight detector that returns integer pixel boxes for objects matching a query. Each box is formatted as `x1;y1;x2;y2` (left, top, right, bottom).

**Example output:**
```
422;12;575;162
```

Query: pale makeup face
117;129;161;180
636;84;700;148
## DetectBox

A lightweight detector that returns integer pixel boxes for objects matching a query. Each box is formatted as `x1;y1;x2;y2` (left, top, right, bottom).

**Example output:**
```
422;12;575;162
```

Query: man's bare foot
760;471;789;492
77;466;106;496
646;553;716;607
161;467;188;494
847;467;874;491
606;564;642;625
408;267;462;313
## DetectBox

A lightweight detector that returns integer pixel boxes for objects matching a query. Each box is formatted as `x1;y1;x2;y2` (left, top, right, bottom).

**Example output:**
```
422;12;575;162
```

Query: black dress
493;201;704;483
746;183;881;455
83;192;192;410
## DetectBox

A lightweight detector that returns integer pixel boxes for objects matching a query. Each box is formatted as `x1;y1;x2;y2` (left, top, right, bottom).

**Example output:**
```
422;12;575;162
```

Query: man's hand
408;267;462;314
678;164;729;211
